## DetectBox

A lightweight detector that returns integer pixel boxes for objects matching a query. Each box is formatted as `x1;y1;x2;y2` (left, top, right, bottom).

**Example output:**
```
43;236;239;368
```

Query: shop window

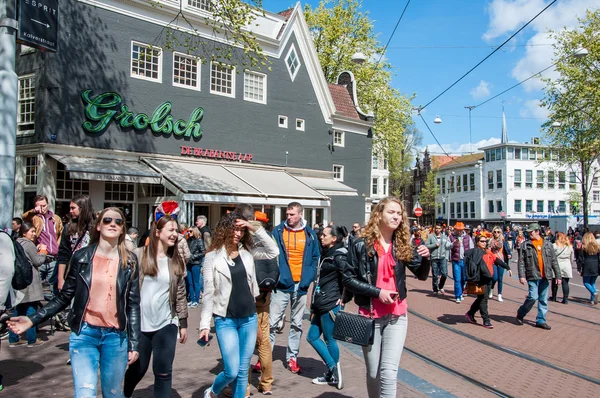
105;182;134;202
244;71;266;104
104;202;133;225
371;178;378;195
18;74;35;133
285;45;301;81
173;52;200;90
131;41;162;82
139;184;173;198
56;163;90;201
25;156;37;186
187;0;212;11
333;165;343;181
296;118;305;131
210;62;235;97
278;115;288;128
333;130;344;147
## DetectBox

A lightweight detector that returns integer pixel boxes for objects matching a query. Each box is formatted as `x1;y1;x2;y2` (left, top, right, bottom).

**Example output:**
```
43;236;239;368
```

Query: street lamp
434;115;442;124
351;52;367;64
443;171;455;228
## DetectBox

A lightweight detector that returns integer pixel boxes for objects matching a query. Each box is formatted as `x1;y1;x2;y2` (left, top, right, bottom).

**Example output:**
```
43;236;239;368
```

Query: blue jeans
452;260;466;298
69;323;129;398
431;258;448;292
269;283;307;361
491;265;505;294
517;279;550;325
582;276;598;300
186;264;203;303
9;302;39;344
211;314;258;398
307;306;339;370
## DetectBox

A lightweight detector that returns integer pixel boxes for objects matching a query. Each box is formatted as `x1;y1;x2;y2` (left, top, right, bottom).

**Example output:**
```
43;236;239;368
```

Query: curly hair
363;196;412;262
208;212;253;254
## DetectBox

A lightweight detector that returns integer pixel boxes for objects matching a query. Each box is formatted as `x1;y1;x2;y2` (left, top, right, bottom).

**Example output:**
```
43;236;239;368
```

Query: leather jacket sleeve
57;227;71;266
29;253;79;326
342;239;381;298
126;259;141;353
406;246;431;281
175;274;188;328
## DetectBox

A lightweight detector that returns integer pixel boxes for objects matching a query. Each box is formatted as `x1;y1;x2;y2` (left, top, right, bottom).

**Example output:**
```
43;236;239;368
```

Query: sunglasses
102;217;124;226
493;231;501;234
478;240;487;243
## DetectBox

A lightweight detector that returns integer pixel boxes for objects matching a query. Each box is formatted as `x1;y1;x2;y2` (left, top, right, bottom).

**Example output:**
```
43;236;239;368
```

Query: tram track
407;308;600;386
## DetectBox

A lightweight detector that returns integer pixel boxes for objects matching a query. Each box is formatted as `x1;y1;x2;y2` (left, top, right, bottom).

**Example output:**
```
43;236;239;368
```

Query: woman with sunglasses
343;196;430;398
8;207;141;397
200;212;279;398
464;235;512;329
488;227;511;302
123;214;188;397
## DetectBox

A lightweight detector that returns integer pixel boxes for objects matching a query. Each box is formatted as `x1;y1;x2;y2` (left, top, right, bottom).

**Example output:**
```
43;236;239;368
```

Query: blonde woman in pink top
343;196;430;398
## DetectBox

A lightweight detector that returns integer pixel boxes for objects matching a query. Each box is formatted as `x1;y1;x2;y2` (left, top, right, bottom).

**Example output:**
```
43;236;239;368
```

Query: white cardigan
200;227;279;331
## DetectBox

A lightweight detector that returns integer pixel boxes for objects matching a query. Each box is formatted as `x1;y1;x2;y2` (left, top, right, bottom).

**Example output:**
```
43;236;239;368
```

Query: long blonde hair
91;207;132;269
555;232;571;247
363;196;412;262
582;232;599;255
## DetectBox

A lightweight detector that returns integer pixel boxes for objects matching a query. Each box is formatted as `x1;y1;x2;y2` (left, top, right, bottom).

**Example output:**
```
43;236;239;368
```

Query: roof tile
328;83;359;120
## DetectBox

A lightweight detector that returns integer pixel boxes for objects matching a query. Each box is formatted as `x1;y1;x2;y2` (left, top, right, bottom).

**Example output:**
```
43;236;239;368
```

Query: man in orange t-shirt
270;202;320;375
516;223;560;330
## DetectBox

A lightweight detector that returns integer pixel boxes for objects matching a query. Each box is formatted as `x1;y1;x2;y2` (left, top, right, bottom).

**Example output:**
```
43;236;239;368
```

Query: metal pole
0;0;18;231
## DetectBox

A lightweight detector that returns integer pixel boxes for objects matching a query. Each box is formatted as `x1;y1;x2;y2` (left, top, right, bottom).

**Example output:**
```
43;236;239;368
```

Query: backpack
0;231;34;290
254;231;279;290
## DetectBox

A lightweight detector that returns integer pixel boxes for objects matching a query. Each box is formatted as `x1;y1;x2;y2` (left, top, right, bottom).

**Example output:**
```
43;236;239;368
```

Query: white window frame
210;62;236;98
243;70;267;104
187;0;212;11
333;165;344;182
333;130;345;147
285;44;301;81
172;52;200;91
296;118;305;131
24;156;38;187
372;177;379;195
130;41;162;83
278;115;288;128
18;74;35;135
382;177;388;196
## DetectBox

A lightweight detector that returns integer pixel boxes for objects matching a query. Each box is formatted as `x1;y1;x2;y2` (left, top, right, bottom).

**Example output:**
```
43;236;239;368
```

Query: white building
435;114;600;227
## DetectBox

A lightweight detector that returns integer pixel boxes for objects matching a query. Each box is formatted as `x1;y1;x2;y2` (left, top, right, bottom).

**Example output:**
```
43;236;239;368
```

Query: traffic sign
17;0;59;52
414;207;423;217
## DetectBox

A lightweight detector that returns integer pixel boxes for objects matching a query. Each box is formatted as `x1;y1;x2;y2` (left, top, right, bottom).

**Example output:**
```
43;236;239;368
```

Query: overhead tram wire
375;0;411;68
419;0;558;111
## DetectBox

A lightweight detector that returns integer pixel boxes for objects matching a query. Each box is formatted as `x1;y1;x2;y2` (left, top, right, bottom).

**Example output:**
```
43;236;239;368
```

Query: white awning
142;158;328;201
50;155;162;184
296;176;358;196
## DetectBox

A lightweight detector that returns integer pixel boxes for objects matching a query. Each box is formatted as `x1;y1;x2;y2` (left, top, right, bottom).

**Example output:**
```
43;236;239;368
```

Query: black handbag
332;272;375;347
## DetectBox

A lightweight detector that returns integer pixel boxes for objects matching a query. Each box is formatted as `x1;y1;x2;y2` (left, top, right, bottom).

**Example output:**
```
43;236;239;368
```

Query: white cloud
519;99;550;119
422;137;501;156
470;80;492;99
484;0;597;92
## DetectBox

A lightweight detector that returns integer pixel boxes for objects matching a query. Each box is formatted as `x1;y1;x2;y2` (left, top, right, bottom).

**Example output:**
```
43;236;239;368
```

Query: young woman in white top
552;232;575;304
200;212;279;398
124;215;188;398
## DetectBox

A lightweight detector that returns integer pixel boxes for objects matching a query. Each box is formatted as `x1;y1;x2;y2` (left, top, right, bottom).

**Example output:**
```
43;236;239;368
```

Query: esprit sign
81;90;204;139
18;0;59;52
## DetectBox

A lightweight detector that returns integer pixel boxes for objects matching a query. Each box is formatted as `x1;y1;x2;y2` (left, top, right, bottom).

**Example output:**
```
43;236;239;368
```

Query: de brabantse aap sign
17;0;59;52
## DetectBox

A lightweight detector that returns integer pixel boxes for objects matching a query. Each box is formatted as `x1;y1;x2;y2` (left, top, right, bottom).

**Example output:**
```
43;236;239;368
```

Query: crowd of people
1;193;599;397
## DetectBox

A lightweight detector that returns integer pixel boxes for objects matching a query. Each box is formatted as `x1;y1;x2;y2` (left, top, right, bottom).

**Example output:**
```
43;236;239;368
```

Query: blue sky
262;0;599;155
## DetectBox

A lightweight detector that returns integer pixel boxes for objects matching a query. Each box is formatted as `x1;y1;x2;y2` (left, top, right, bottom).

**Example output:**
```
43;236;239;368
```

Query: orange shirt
84;255;120;328
531;237;545;278
283;228;306;282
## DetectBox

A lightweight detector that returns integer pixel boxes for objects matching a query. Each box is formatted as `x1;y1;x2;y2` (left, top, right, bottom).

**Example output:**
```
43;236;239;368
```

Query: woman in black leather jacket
9;207;141;398
343;196;430;398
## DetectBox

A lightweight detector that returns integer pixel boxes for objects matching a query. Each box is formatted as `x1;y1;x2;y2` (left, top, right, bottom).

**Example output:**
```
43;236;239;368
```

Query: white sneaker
488;291;493;299
497;294;503;302
456;298;461;303
439;289;446;295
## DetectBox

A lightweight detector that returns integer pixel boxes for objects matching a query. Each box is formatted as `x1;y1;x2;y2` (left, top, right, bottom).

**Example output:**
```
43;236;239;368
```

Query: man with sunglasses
516;223;560;330
425;224;451;295
348;223;361;247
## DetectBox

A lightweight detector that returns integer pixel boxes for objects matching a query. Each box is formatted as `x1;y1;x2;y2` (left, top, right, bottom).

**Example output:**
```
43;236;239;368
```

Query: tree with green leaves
540;9;600;229
304;0;415;191
419;167;439;225
148;0;270;70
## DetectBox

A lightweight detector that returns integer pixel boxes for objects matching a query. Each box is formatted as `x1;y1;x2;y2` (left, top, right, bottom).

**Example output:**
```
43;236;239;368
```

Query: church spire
501;105;508;144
